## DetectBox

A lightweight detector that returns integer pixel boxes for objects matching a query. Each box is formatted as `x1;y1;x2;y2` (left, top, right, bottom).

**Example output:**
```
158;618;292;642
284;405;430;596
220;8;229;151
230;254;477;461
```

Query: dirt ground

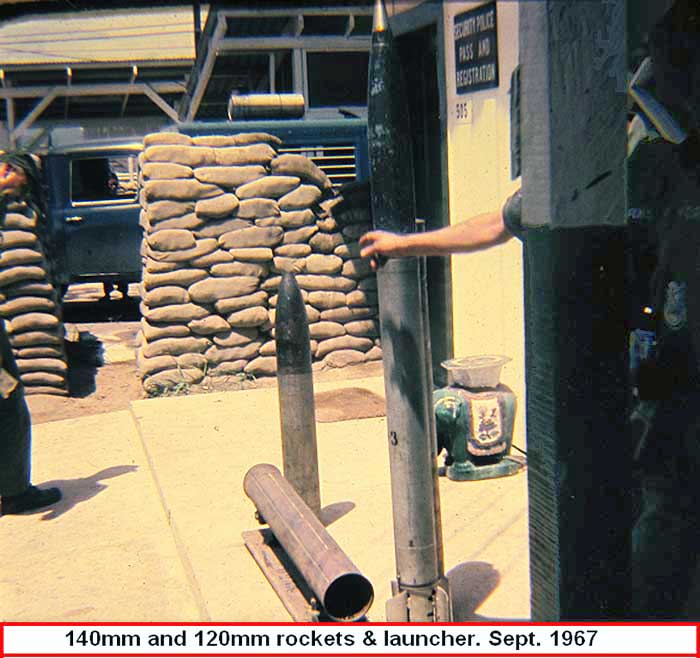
27;361;143;425
25;315;385;426
26;321;142;425
22;286;384;425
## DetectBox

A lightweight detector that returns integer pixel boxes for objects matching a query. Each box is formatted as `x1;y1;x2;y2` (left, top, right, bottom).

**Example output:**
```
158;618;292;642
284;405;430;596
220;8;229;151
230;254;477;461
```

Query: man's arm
359;207;513;264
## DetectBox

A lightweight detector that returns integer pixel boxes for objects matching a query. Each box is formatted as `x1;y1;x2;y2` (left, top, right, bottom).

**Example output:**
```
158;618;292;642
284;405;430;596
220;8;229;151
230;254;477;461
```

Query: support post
184;14;227;121
193;1;202;58
519;0;631;620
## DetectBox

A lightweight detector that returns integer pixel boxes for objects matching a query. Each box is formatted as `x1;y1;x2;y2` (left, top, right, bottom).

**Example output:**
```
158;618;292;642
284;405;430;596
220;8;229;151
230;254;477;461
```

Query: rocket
367;0;452;622
367;0;415;235
275;271;321;516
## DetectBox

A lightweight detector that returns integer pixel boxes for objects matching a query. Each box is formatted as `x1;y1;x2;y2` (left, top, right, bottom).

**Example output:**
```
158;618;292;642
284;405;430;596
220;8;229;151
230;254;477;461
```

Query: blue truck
44;118;369;297
45;136;143;297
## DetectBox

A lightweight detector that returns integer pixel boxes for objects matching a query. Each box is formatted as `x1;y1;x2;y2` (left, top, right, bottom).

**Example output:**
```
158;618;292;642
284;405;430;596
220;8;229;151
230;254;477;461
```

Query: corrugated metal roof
0;3;374;136
0;6;203;65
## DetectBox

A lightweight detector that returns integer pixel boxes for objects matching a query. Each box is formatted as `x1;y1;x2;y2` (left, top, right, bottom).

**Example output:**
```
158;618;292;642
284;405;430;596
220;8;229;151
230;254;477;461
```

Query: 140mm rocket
367;0;452;622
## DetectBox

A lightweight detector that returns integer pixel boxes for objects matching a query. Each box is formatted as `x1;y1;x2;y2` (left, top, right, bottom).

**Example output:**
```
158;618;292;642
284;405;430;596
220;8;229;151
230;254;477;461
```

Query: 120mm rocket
275;271;321;515
367;0;452;622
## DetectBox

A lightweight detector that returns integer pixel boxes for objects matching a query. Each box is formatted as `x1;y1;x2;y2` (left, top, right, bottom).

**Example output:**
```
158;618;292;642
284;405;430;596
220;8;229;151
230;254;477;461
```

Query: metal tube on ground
244;463;374;622
368;0;451;622
275;271;321;516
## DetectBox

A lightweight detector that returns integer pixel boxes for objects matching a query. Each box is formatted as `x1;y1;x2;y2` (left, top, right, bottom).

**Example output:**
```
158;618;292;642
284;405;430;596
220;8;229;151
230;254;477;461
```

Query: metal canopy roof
179;4;373;121
0;0;372;20
0;2;200;143
0;62;191;120
0;1;197;21
0;1;373;145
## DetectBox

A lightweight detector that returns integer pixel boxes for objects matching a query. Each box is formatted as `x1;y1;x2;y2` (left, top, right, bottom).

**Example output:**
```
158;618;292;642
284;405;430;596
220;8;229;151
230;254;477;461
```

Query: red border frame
1;622;698;658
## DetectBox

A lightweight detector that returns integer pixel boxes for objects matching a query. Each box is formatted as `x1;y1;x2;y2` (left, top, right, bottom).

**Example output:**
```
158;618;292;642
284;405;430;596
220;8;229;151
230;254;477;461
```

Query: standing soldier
0;153;61;516
624;0;700;619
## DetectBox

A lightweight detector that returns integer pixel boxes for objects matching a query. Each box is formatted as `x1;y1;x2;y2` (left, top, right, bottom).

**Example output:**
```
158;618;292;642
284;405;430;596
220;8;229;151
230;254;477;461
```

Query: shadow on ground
6;465;139;522
448;561;501;620
319;500;355;527
62;296;140;324
64;331;104;398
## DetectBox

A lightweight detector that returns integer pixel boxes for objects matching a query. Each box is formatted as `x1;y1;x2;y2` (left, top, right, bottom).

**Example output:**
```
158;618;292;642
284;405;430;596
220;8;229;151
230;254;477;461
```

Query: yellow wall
442;1;526;444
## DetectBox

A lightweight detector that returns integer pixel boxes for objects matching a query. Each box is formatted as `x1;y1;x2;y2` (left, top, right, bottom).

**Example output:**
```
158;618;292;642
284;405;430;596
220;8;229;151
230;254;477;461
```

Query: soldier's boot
1;485;62;516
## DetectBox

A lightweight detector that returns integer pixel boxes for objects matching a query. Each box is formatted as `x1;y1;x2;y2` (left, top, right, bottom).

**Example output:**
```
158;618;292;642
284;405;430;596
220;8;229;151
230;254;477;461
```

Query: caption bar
2;624;698;656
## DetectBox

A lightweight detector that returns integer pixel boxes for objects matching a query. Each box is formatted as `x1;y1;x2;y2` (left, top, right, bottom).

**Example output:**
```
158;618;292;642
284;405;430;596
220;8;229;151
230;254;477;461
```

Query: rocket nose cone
276;271;305;332
372;0;389;33
275;271;312;373
280;270;293;290
278;271;300;303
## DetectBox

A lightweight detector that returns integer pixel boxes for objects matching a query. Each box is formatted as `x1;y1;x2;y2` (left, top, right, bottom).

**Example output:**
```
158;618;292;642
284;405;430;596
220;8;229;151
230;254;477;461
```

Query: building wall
441;1;525;443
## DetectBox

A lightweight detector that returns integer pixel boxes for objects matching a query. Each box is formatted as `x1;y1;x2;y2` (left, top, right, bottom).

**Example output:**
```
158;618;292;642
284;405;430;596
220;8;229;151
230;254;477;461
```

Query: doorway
397;20;453;386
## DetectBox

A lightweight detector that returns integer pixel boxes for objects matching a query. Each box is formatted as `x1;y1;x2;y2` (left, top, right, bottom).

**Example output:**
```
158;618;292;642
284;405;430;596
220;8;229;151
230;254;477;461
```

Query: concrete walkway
0;375;530;622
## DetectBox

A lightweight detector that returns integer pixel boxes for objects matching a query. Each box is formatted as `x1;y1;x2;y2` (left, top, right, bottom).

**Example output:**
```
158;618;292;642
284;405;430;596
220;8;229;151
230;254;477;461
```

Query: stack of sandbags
267;203;382;369
137;131;381;395
0;202;68;396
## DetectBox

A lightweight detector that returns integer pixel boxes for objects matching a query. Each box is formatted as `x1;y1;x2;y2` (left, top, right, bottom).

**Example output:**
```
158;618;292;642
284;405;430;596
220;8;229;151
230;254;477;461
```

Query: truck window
71;155;139;205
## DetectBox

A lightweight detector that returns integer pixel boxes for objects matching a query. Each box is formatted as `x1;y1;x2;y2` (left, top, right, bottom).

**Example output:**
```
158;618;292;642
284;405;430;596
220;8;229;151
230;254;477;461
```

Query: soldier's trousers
630;393;700;619
0;323;30;497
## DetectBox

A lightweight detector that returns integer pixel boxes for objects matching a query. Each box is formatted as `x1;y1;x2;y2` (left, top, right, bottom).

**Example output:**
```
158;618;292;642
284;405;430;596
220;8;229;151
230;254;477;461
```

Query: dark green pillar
520;0;632;619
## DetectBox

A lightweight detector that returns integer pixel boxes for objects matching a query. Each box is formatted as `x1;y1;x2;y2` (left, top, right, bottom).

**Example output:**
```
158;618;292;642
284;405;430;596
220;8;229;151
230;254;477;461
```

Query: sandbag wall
0;201;68;395
138;131;381;395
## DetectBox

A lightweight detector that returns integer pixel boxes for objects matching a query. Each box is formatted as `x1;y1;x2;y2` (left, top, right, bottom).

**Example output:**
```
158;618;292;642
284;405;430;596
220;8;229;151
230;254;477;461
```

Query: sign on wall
454;1;499;94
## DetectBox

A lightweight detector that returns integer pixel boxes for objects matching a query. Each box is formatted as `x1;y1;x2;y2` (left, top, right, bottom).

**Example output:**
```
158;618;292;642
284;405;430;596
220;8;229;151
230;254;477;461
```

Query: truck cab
44;137;143;294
